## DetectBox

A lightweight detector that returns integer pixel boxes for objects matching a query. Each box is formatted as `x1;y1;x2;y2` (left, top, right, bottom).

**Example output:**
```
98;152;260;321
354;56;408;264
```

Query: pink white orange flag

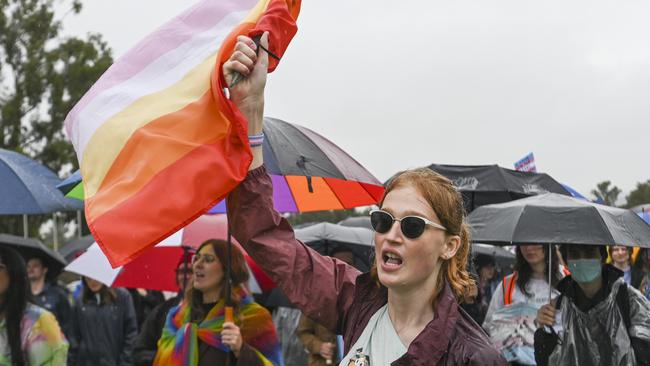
64;0;301;267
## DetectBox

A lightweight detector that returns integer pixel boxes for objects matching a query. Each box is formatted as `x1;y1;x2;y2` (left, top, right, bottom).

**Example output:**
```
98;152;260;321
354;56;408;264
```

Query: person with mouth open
223;32;506;366
154;239;283;366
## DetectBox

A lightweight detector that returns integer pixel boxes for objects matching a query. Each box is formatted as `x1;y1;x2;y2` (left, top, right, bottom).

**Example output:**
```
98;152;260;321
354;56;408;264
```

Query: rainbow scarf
154;287;283;366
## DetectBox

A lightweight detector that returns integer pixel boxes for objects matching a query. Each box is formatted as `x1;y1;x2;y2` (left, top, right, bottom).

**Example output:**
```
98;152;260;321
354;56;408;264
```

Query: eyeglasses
370;209;446;239
192;253;217;264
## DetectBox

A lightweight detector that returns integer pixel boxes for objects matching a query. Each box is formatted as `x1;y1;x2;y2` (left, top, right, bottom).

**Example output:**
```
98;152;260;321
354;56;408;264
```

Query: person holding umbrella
535;245;650;366
0;246;68;365
222;34;505;365
482;245;562;365
153;239;282;366
26;255;72;338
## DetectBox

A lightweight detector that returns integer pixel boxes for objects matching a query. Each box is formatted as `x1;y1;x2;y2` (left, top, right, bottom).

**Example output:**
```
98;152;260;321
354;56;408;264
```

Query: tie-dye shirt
0;303;68;365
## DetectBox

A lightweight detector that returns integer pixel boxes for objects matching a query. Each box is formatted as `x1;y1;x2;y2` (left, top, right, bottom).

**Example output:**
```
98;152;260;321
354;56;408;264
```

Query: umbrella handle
225;306;234;323
548;243;553;302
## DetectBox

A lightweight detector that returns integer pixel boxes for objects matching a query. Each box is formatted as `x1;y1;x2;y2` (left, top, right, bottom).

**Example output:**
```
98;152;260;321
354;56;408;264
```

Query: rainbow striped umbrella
61;117;385;213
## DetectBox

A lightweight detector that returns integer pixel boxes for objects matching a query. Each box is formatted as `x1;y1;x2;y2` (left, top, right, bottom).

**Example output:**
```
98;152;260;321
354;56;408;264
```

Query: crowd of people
1;32;650;366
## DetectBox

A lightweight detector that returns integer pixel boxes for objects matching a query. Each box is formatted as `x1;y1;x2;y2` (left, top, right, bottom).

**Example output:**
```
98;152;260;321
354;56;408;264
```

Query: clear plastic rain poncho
548;278;650;365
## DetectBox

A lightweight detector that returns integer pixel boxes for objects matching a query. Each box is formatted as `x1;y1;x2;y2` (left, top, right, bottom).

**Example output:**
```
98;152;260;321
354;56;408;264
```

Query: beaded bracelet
249;133;264;147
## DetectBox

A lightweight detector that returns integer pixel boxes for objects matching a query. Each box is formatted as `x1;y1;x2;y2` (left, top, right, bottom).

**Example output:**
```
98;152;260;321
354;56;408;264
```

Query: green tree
0;0;112;173
0;0;112;239
591;181;621;206
625;180;650;208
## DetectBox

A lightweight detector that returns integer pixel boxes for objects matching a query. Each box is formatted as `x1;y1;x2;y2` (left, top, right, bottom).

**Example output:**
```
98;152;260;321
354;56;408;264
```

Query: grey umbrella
58;235;94;262
295;222;374;271
467;193;650;248
0;234;67;279
338;216;372;230
468;193;650;300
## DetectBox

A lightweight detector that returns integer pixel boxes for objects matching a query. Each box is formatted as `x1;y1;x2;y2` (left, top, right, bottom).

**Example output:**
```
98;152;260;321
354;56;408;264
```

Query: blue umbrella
639;211;650;225
0;148;82;214
560;183;589;201
56;170;82;195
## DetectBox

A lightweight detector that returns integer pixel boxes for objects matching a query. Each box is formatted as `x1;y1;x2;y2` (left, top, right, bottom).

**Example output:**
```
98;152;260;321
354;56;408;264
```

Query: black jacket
68;288;138;366
133;295;181;366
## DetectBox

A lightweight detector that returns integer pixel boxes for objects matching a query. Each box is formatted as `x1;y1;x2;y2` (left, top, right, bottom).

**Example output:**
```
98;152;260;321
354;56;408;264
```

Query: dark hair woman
221;32;506;365
482;245;562;364
154;239;282;366
68;276;138;365
0;246;68;365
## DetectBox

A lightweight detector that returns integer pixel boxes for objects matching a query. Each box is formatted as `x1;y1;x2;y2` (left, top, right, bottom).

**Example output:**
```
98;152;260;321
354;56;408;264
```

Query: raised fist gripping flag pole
65;0;301;267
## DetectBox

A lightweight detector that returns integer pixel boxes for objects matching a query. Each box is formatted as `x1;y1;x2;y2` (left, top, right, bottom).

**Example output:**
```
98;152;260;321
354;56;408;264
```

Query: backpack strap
503;272;518;306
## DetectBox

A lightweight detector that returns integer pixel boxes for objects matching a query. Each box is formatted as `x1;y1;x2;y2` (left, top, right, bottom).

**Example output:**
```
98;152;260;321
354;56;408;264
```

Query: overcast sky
61;0;650;200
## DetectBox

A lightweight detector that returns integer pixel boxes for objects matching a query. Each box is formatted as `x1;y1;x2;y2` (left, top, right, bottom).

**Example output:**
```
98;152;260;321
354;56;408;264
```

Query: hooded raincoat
545;265;650;366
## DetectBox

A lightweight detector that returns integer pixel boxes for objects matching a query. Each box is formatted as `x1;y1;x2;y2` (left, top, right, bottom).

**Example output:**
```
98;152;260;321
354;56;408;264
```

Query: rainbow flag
64;0;301;267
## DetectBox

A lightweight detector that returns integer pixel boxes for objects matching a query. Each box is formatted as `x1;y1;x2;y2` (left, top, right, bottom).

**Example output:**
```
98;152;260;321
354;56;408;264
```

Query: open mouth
194;272;205;280
382;252;403;268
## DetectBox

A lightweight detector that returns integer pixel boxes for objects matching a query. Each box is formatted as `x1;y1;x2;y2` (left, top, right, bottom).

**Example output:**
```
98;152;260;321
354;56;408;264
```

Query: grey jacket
548;271;650;365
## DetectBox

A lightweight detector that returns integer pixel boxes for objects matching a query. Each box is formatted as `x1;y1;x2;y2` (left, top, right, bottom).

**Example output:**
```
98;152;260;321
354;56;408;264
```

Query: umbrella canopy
468;193;650;248
58;235;94;262
56;170;83;199
295;222;374;271
62;117;384;213
338;216;372;230
638;211;650;225
631;204;650;214
65;215;273;293
0;234;67;278
210;117;385;213
0;148;82;214
561;184;589;201
426;164;571;212
473;243;515;259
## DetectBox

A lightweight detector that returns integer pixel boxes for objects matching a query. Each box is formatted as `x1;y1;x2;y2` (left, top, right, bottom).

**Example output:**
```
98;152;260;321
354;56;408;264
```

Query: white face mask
567;259;602;283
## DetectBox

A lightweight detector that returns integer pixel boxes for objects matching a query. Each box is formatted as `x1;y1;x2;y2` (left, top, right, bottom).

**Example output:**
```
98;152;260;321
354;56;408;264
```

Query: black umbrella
468;193;650;248
295;222;374;272
58;235;94;262
427;164;571;212
0;234;67;279
468;193;650;299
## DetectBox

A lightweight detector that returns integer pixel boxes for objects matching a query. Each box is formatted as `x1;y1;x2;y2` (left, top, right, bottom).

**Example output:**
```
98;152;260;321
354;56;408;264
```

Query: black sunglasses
370;209;446;239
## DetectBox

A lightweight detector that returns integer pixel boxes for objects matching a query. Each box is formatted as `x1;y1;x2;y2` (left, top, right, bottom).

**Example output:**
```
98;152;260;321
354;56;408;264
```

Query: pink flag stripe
64;0;257;141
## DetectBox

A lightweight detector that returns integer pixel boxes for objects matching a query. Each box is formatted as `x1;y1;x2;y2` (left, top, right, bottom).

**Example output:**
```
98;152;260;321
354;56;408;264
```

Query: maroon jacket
228;167;506;365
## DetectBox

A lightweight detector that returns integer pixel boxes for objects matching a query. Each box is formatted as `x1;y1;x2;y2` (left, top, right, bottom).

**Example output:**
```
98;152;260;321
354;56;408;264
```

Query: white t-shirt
339;305;407;366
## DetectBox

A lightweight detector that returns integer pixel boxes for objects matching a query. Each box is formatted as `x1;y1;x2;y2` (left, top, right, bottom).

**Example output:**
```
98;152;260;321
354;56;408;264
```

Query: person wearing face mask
222;33;506;365
534;245;650;366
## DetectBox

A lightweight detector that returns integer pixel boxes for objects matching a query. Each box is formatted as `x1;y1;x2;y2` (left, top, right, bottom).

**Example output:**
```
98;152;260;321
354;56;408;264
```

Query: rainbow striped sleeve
65;0;300;267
